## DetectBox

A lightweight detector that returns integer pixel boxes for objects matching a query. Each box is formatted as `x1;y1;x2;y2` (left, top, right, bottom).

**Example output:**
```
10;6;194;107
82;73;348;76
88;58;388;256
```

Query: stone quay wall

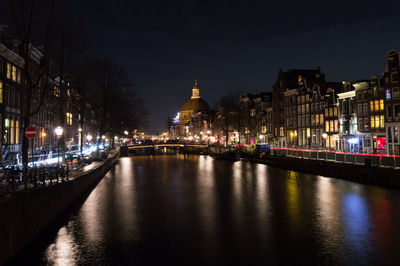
0;149;120;264
249;155;400;189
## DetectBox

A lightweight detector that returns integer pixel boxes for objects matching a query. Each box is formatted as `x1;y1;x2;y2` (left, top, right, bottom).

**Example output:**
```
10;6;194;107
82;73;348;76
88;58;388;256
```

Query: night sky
69;0;400;134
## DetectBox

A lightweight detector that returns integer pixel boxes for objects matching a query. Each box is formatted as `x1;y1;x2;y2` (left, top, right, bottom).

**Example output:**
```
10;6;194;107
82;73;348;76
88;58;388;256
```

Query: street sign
25;126;37;139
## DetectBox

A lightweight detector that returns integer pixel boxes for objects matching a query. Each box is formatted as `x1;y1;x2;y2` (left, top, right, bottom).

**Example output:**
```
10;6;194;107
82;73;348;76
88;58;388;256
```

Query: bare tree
6;0;56;172
52;4;86;160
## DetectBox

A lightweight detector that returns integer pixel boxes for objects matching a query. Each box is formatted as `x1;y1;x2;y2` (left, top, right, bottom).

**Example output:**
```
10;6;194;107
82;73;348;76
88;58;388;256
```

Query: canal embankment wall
0;149;120;264
249;155;400;189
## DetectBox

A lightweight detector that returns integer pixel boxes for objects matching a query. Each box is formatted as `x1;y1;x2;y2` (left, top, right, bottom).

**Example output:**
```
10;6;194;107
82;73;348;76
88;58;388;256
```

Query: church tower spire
191;80;200;99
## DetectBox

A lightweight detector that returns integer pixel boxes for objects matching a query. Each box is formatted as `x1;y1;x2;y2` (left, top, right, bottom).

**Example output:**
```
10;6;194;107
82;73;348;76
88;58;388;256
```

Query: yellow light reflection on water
286;171;300;223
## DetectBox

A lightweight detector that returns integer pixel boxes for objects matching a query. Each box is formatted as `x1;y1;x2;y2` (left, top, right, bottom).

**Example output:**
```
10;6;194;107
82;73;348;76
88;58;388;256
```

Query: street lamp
55;126;63;178
86;134;93;142
322;133;328;149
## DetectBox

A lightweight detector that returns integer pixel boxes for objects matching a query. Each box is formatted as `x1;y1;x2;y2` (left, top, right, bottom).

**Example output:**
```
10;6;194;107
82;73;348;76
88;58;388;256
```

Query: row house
279;68;341;149
189;111;214;143
239;92;272;145
253;92;272;144
337;82;357;152
355;76;386;153
324;87;340;150
0;28;93;163
0;34;24;162
384;50;400;155
239;93;251;144
214;105;239;145
338;78;386;153
284;89;297;146
265;107;273;143
273;68;326;146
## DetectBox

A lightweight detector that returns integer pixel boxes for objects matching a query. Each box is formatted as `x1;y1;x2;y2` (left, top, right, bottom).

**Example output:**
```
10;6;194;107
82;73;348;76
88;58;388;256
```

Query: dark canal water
16;155;400;265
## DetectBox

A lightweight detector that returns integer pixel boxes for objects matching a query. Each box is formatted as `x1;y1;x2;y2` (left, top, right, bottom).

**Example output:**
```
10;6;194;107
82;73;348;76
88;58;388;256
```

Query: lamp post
55;126;63;179
124;130;129;145
86;134;93;142
78;127;83;156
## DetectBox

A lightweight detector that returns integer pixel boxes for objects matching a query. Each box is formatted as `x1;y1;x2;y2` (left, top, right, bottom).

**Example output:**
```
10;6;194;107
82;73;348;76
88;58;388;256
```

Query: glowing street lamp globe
87;134;93;141
55;126;63;137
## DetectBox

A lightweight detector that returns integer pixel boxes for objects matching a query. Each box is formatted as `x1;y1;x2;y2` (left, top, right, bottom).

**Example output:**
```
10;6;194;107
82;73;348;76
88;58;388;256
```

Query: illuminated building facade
178;80;210;138
0;34;23;161
384;50;400;155
355;76;386;153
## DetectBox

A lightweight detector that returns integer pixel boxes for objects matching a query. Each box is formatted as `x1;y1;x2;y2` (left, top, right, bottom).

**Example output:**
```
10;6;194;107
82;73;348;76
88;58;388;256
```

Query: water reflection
17;155;400;265
286;171;300;225
45;223;77;266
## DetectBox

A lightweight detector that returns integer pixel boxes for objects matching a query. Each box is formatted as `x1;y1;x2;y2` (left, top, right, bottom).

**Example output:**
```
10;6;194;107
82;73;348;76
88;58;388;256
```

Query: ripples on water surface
16;155;400;265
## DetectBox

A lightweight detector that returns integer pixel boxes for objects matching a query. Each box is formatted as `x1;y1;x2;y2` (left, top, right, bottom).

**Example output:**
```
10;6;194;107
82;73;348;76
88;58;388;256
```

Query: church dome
181;97;210;112
179;80;210;124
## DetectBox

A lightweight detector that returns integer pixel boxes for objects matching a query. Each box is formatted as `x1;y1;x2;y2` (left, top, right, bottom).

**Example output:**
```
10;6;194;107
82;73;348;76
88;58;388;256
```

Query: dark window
392;73;399;82
395;104;400;118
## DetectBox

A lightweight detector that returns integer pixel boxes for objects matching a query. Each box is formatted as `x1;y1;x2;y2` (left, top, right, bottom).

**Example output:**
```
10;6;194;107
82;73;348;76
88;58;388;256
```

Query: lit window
325;121;329;132
330;120;334;132
380;99;384;110
375;116;380;128
17;70;21;84
334;107;338;116
66;112;73;125
10;119;14;144
320;114;324;124
370;101;374;112
261;125;266;133
371;116;375;128
375;100;379;111
15;120;19;144
380;115;385;128
11;66;17;82
54;86;60;97
6;63;11;79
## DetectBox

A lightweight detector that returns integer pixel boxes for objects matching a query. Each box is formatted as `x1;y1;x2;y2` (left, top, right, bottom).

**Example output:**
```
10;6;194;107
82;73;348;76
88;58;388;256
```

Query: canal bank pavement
0;149;118;200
